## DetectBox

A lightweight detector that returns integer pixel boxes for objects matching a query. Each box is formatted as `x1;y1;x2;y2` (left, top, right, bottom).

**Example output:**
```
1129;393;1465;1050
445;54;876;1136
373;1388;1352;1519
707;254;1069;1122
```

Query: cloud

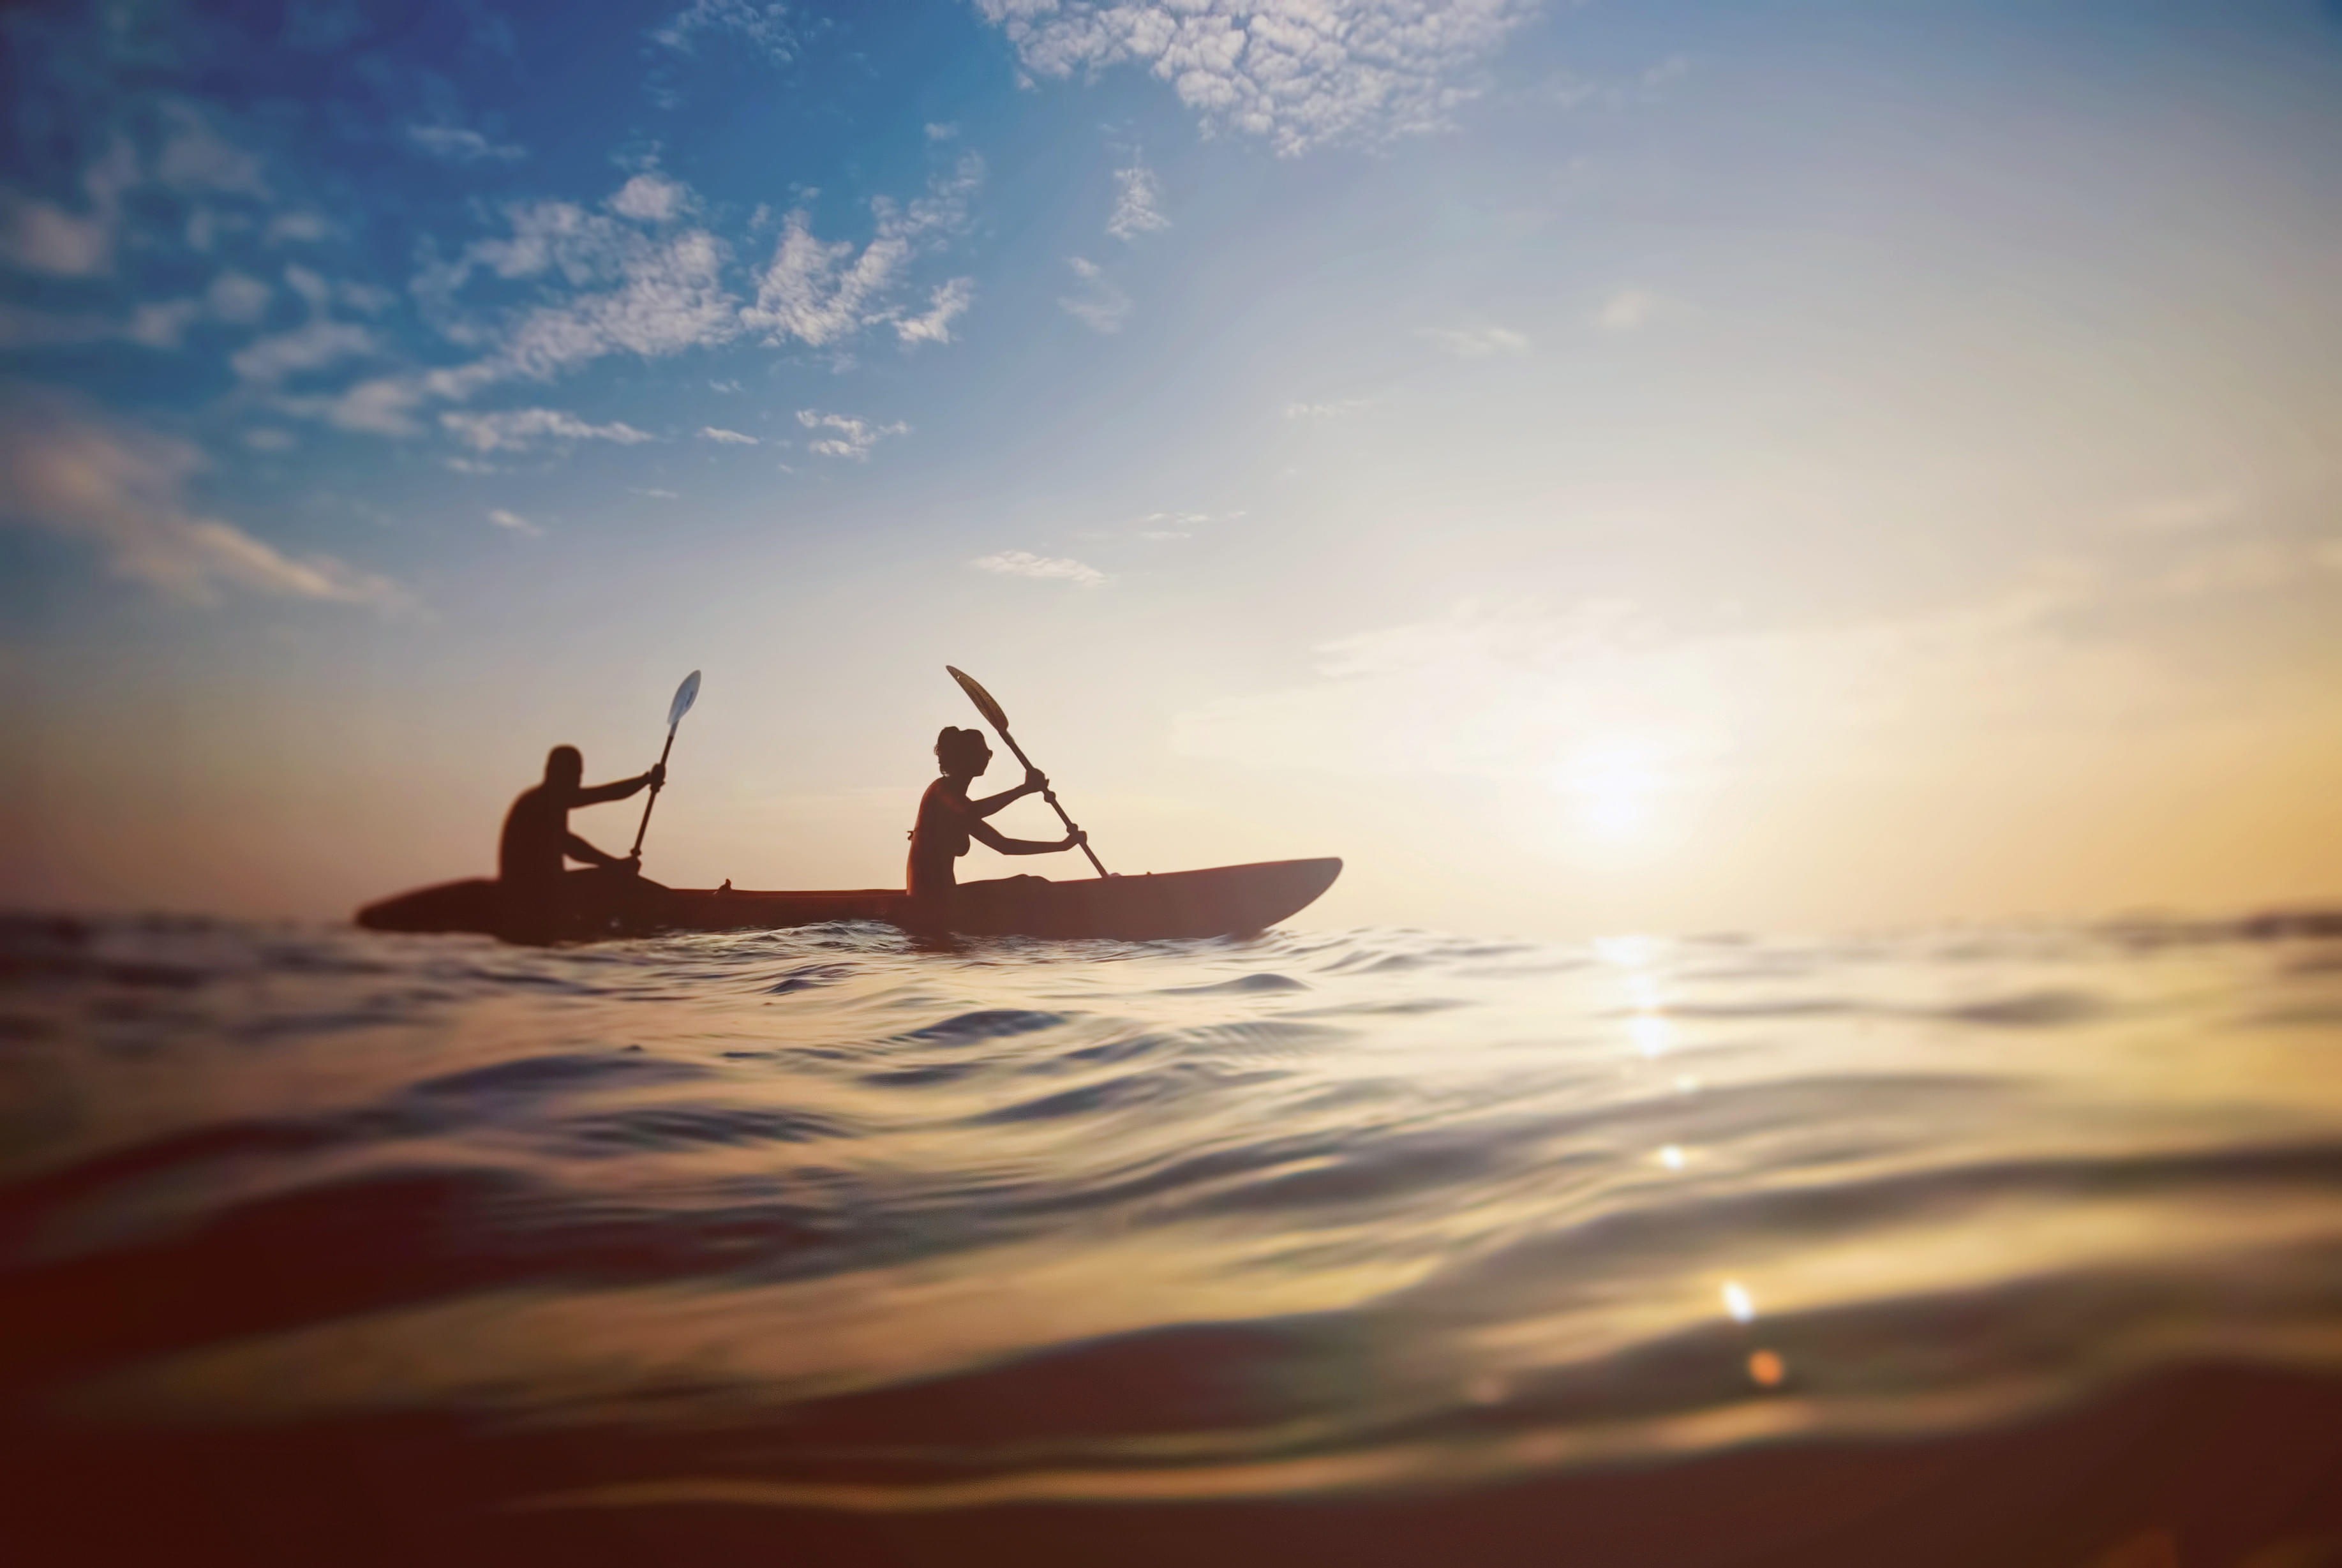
1593;287;1667;332
495;228;736;378
1059;255;1130;333
1421;324;1528;358
0;140;137;278
925;122;960;140
743;157;982;348
652;0;798;63
609;173;689;223
898;276;974;345
0;190;114;276
795;408;906;459
124;299;204;348
1107;162;1170;241
412;184;737;366
205;270;271;324
266;211;334;246
487;508;543;536
440;408;655;452
0;271;265;352
2118;491;2247;535
280;363;497;437
0;392;399;606
290;376;429;437
697;425;757;444
406;124;528;164
304;165;983;441
154;104;269;197
973;0;1539;156
1285;398;1370;419
230;318;378;384
1544;54;1692;112
971;550;1108;587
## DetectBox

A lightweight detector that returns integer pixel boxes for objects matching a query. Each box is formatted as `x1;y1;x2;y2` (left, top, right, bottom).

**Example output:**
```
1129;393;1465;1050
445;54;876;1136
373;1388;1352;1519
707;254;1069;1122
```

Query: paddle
629;669;701;860
946;665;1108;878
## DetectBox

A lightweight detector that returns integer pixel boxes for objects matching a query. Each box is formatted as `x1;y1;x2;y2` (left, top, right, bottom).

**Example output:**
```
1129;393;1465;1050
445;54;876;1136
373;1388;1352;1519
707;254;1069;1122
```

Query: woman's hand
1022;766;1049;795
1061;829;1087;851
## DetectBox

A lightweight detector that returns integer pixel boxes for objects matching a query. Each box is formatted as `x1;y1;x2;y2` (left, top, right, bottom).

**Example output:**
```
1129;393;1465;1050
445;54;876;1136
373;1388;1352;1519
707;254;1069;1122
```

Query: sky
4;0;2341;938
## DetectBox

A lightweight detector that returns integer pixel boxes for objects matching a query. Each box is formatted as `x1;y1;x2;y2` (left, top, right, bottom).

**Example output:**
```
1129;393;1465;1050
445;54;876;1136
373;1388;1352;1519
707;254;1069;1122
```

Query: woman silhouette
907;726;1085;909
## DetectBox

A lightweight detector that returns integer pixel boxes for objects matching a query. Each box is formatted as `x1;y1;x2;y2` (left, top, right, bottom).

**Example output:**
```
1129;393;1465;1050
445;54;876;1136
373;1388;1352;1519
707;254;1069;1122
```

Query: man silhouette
498;745;662;936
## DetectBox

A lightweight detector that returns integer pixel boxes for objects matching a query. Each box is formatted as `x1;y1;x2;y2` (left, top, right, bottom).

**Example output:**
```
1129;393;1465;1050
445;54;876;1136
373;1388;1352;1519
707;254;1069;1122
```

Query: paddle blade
945;666;1009;731
666;669;702;731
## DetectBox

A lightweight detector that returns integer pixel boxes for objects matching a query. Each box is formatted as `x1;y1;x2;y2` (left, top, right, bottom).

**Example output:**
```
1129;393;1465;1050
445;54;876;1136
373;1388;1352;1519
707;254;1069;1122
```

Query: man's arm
575;763;665;807
968;820;1085;857
562;832;637;870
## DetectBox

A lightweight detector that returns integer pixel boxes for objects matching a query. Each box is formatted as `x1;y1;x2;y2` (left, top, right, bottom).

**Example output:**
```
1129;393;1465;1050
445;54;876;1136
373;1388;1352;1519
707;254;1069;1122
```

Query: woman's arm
969;819;1085;856
968;767;1047;818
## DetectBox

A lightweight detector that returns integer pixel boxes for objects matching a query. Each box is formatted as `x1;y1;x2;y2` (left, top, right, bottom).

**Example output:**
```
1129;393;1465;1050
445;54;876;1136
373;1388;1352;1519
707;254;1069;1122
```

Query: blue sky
6;0;2342;933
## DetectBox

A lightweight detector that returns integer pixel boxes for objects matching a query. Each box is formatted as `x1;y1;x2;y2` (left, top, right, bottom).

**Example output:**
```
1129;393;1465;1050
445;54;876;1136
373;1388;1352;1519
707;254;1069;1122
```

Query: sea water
4;913;2340;1564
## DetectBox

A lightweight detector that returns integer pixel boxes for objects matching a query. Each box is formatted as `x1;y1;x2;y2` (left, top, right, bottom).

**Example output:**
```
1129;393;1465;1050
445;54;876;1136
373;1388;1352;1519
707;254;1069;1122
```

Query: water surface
5;913;2340;1564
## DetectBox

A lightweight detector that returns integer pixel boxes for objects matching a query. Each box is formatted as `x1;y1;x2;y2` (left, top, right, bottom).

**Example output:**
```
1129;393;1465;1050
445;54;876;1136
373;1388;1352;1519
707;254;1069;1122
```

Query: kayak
355;858;1343;943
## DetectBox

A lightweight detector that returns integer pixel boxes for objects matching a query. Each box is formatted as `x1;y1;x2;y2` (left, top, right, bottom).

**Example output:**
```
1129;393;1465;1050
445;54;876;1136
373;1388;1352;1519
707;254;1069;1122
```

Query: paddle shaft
992;726;1108;877
627;727;678;858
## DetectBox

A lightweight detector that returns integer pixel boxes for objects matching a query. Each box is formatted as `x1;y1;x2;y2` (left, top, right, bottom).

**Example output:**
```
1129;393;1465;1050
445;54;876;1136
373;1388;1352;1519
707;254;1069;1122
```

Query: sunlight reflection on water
4;911;2342;1518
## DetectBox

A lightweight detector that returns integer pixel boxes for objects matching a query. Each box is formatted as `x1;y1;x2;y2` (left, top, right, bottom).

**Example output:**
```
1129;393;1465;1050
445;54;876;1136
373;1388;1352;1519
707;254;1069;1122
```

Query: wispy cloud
0;392;399;607
898;276;974;345
405;124;528;164
205;271;271;324
0;140;137;277
2117;490;2247;534
1107;162;1170;241
1421;324;1529;358
974;0;1539;156
1059;256;1130;333
440;408;654;452
1545;55;1692;112
1592;287;1669;332
0;188;114;276
971;550;1107;586
1285;398;1371;419
743;157;982;349
652;0;798;64
609;173;689;223
796;408;906;459
697;425;757;444
154;103;268;198
231;318;378;384
487;508;543;536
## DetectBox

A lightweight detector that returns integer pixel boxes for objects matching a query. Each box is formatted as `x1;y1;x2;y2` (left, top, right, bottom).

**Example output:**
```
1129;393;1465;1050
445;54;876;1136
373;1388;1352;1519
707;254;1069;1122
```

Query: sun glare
1553;740;1660;842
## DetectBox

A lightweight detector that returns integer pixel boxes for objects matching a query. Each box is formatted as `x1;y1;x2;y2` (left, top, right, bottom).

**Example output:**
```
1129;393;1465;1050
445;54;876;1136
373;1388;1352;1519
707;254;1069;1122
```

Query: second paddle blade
668;669;702;730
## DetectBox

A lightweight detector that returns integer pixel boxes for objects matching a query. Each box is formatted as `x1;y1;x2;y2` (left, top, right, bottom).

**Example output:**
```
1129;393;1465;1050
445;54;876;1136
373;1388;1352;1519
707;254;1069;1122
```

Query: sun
1551;738;1660;842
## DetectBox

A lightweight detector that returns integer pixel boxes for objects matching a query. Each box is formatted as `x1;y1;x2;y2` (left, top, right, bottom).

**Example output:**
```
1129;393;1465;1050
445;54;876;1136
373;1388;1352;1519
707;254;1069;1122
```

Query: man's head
934;726;990;779
544;745;583;790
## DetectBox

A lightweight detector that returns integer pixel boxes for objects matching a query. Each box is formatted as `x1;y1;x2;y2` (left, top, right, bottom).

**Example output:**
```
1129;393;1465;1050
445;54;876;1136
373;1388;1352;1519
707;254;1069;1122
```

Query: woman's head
543;745;584;789
934;726;991;778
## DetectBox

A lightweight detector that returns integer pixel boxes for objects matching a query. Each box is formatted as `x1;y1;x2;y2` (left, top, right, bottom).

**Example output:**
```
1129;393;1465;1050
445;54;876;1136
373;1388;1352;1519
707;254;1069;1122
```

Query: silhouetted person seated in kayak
907;727;1085;912
498;745;663;936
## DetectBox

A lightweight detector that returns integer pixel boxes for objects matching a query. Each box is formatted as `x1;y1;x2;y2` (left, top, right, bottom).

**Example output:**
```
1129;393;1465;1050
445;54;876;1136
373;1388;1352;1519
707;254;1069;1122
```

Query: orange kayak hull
355;858;1342;943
